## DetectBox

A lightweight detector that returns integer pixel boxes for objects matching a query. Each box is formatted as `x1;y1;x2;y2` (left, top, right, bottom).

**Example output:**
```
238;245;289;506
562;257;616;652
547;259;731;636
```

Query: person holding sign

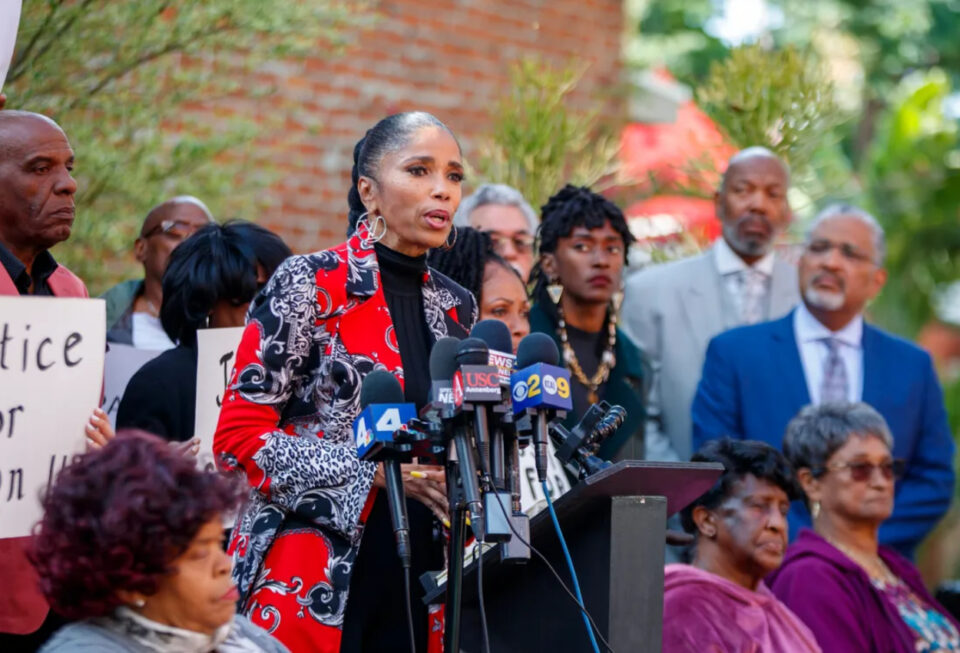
214;112;476;652
0;110;90;650
527;184;647;462
32;431;288;653
117;221;291;443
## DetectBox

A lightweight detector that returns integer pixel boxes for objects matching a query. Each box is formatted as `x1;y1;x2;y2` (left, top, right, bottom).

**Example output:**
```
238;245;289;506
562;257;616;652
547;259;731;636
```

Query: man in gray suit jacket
622;147;799;462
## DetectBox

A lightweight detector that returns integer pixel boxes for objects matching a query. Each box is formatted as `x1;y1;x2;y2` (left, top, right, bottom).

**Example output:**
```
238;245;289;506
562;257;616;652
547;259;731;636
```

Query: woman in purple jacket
770;402;960;652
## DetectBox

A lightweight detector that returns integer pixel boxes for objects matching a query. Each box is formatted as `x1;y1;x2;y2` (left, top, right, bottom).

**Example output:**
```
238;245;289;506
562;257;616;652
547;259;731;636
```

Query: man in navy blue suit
692;203;954;557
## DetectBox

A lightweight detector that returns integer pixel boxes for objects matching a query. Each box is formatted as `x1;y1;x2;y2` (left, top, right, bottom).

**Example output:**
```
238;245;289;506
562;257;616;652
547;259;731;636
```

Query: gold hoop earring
441;226;458;251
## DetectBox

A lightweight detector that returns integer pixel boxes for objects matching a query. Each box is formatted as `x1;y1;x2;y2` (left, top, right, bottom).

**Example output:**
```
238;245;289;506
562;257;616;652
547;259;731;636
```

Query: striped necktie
820;337;849;404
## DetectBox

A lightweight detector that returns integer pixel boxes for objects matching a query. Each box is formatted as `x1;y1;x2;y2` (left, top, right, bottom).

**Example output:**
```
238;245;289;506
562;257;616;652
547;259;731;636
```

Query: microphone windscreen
429;336;461;382
456;337;489;366
470;319;512;355
516;332;560;368
360;370;404;409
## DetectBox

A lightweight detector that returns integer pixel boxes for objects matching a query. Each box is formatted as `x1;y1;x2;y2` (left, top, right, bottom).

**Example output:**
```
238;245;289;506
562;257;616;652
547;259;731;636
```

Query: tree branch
8;0;66;82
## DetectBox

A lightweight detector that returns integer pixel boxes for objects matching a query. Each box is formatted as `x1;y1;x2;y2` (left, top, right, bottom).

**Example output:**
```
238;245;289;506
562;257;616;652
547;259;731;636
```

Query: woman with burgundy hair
31;431;287;652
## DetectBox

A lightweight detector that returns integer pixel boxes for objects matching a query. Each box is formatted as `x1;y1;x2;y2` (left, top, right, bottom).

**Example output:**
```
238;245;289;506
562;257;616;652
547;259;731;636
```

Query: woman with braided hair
214;111;476;652
529;184;647;461
428;225;530;353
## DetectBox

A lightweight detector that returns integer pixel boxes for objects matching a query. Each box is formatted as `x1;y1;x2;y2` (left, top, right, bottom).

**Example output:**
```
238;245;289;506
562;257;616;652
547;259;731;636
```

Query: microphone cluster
352;320;629;566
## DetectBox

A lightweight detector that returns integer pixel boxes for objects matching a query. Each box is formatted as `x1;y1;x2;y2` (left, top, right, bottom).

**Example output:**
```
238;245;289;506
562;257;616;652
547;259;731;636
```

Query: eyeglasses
489;232;535;255
141;219;202;241
805;239;876;264
816;459;906;482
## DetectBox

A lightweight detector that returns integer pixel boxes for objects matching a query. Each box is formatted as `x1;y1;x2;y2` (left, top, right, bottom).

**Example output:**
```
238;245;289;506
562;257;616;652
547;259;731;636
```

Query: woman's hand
85;408;115;450
374;463;449;524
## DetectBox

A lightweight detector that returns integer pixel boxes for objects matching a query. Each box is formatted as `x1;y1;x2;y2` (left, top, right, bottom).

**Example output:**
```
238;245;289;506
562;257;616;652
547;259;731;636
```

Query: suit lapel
0;264;16;295
769;257;799;317
861;323;880;406
770;310;811;407
678;251;726;349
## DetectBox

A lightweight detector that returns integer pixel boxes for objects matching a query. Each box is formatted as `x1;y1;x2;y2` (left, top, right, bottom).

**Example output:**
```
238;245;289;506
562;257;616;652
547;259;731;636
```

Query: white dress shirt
714;237;776;325
793;303;864;404
132;312;176;351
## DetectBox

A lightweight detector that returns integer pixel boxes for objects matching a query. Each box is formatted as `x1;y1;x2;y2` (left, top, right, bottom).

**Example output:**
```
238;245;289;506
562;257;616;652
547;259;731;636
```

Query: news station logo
510;363;573;412
454;365;502;404
488;349;516;385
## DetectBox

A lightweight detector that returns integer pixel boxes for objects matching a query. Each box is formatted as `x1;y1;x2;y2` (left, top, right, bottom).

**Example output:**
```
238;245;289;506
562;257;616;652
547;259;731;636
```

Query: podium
425;460;723;652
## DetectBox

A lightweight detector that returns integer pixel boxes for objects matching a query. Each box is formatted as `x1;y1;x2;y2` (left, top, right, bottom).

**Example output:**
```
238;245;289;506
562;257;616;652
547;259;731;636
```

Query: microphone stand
444;439;470;653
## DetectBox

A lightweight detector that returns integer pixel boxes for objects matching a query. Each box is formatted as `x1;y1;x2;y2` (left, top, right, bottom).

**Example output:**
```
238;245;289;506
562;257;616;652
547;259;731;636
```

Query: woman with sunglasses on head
117;220;291;443
528;184;647;461
214;112;475;652
769;402;960;652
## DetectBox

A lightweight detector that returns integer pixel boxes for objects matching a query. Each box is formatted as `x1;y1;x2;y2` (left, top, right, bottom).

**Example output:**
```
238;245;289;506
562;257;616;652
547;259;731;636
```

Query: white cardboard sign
194;327;244;472
0;296;105;538
518;439;572;515
0;1;22;92
101;343;163;428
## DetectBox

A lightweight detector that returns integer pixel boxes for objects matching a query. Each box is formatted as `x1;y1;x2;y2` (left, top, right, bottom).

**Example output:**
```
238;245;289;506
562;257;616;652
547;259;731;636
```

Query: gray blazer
621;245;799;462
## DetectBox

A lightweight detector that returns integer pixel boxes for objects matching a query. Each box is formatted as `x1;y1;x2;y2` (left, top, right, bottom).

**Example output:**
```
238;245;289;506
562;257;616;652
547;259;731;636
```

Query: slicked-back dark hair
680;438;801;534
427;226;521;301
160;220;292;346
529;184;635;309
346;111;459;234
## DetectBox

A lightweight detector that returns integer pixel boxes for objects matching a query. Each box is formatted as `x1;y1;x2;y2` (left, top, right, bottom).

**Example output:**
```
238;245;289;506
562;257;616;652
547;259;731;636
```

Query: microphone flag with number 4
354;403;418;461
510;363;573;413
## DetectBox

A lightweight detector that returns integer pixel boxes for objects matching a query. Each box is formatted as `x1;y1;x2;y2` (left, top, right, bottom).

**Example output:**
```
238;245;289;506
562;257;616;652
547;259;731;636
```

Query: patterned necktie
820;337;849;404
738;268;766;325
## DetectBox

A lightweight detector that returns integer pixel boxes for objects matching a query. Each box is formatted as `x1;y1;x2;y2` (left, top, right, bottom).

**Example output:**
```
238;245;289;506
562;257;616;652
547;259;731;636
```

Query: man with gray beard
691;204;954;558
622;147;799;463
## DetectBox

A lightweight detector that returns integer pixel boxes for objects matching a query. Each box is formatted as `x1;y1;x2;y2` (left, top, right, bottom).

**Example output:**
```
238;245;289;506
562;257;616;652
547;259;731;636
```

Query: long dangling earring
441;226;458;251
811;501;821;519
546;278;564;305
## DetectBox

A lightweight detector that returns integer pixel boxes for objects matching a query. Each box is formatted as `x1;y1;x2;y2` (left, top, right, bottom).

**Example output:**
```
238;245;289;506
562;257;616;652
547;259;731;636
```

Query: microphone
469;320;515;488
470;319;516;385
353;370;420;568
452;337;501;540
511;333;572;483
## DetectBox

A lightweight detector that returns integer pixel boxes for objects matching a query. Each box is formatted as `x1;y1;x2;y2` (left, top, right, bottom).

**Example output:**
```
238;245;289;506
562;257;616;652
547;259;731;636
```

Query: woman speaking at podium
214;112;476;652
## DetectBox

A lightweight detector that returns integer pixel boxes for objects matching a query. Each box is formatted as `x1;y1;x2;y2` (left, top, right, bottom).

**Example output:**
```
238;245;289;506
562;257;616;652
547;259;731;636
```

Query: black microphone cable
403;566;416;653
488;489;615;653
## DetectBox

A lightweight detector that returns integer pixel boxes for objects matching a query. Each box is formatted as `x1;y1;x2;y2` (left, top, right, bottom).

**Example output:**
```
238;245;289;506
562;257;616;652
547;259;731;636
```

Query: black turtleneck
374;242;432;409
343;243;442;652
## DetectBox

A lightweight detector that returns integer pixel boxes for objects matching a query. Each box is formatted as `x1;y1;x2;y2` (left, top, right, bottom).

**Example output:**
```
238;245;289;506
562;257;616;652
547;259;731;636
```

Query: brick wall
235;0;625;252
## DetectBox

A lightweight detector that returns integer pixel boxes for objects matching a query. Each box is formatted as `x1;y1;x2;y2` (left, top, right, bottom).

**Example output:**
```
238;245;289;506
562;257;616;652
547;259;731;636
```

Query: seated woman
428;225;530;352
117;221;291;442
769;402;960;652
663;438;821;653
528;184;645;460
32;431;286;652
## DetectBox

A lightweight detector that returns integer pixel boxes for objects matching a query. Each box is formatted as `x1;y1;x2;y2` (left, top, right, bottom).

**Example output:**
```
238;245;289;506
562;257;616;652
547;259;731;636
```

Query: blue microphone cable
543;480;601;653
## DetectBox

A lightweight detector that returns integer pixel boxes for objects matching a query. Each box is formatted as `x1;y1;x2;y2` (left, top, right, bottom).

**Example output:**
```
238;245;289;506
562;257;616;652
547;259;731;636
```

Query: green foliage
4;0;371;293
472;59;622;214
862;70;960;336
696;44;844;178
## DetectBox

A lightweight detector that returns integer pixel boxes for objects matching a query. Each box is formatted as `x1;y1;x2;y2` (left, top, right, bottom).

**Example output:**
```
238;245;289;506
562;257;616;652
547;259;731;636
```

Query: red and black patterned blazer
214;227;476;633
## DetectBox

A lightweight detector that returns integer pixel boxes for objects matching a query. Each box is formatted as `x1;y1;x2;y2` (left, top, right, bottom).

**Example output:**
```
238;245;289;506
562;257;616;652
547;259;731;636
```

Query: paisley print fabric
214;227;475;652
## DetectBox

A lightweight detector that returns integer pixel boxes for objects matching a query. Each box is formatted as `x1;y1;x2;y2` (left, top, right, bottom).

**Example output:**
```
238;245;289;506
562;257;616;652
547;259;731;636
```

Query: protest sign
0;296;105;538
194;327;244;472
518;439;572;514
0;0;22;92
101;344;163;428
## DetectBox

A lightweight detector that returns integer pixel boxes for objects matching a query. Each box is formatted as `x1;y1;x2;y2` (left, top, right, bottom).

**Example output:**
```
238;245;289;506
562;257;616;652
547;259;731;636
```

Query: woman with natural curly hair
31;431;287;652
